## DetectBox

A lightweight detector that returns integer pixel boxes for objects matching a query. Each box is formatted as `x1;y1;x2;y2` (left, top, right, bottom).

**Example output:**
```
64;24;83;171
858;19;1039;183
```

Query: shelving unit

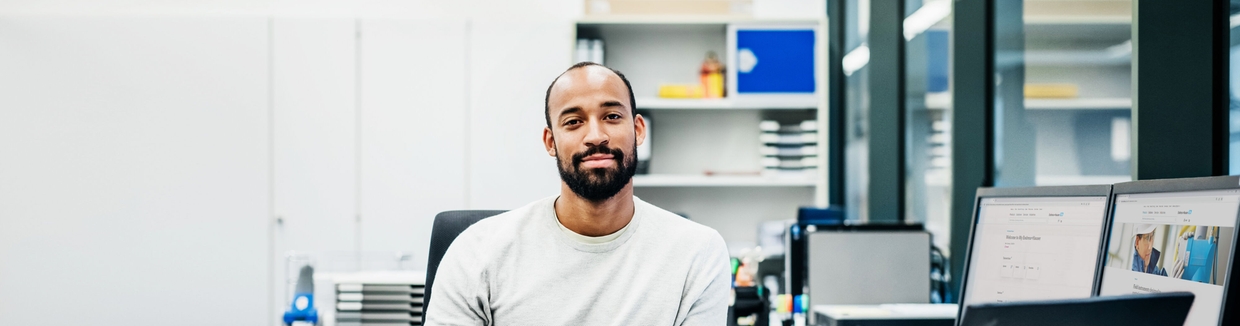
925;97;1132;111
574;16;826;250
633;174;817;187
1025;98;1130;110
1017;1;1134;185
637;96;818;110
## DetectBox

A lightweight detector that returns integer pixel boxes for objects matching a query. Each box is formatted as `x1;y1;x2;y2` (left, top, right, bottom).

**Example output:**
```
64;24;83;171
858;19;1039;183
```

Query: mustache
570;145;625;168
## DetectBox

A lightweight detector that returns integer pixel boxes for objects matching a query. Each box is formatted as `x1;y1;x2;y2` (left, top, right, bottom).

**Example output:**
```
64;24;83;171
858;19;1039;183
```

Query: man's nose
583;120;609;147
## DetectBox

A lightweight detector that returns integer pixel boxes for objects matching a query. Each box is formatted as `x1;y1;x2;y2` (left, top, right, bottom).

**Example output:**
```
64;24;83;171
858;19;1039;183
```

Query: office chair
423;210;506;324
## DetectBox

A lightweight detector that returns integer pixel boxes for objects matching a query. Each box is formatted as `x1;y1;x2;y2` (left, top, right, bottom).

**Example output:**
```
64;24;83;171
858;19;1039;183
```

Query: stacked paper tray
335;283;425;326
759;120;819;176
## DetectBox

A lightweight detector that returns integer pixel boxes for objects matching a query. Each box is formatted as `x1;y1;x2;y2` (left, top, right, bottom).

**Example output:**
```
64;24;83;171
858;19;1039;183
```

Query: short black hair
544;62;637;128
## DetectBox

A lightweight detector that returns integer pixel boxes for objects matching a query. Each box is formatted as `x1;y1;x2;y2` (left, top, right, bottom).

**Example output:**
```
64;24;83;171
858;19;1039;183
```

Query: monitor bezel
1094;175;1240;326
955;184;1113;326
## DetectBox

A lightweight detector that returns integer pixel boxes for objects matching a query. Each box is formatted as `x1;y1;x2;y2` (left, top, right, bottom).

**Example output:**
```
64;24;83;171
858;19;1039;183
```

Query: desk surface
814;304;958;320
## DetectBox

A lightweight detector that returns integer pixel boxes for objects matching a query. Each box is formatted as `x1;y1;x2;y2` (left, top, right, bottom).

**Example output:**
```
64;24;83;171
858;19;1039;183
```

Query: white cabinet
0;14;585;325
270;16;360;317
0;16;271;325
358;19;469;269
467;20;573;209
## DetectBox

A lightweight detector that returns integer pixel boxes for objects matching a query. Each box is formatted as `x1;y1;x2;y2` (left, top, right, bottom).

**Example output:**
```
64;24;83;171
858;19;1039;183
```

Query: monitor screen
1099;190;1239;326
963;196;1109;305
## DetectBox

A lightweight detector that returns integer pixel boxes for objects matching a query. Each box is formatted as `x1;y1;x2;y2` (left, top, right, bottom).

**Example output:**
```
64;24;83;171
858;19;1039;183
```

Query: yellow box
658;84;706;98
1024;84;1079;99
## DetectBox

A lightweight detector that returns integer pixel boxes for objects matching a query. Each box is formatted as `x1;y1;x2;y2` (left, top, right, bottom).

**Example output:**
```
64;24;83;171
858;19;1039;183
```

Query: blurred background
2;0;1239;325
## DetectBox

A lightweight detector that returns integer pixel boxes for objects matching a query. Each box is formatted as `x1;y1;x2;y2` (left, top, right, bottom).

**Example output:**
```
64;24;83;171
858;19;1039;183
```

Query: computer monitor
1096;176;1240;326
957;185;1112;321
806;225;930;305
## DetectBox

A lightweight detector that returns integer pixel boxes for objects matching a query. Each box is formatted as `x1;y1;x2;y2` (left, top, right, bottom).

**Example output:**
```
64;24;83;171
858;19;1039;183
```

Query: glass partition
992;0;1133;187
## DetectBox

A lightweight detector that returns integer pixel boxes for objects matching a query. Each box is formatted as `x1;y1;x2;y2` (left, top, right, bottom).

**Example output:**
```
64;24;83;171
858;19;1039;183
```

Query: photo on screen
1105;223;1233;286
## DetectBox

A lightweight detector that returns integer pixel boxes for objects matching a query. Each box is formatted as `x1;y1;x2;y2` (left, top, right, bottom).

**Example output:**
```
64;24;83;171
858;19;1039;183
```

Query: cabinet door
359;19;468;270
0;16;270;325
271;16;359;314
468;20;573;209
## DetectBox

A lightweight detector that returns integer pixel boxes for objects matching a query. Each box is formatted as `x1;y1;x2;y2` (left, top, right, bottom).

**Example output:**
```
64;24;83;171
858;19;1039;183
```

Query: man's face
1135;233;1154;259
543;66;646;202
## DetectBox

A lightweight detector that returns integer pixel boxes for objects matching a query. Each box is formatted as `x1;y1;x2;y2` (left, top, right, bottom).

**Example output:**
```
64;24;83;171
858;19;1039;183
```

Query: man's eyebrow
601;101;626;109
558;106;583;118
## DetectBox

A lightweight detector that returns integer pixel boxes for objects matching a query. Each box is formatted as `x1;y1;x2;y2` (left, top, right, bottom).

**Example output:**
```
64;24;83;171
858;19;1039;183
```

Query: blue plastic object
735;29;816;94
283;293;319;325
925;30;950;93
1183;237;1216;283
797;206;844;224
284;265;319;325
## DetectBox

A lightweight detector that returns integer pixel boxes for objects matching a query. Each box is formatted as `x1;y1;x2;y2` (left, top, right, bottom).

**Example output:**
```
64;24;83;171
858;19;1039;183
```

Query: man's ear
634;113;647;147
543;127;556;157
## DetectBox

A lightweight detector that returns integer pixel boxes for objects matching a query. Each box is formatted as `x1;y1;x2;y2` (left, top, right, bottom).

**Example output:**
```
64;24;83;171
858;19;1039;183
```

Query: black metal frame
1096;175;1240;326
948;0;997;302
954;185;1113;325
826;0;846;207
1131;0;1231;179
867;0;907;222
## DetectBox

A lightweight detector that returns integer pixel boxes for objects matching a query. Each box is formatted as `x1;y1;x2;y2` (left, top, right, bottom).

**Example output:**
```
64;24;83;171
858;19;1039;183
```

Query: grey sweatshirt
425;196;731;326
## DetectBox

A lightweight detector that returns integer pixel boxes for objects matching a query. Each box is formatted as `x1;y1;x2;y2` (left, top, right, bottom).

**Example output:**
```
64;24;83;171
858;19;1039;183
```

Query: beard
556;142;638;202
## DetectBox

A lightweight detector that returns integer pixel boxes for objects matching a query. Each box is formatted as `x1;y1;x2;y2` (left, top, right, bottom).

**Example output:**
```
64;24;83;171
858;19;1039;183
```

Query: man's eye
565;120;581;126
606;114;622;120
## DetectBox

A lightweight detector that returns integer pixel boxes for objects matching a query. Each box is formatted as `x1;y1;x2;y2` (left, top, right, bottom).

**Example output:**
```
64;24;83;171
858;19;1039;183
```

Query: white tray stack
759;120;819;177
330;271;426;326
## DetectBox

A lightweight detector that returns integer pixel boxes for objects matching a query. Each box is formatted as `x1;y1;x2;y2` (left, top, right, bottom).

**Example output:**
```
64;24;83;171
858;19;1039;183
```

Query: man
424;62;731;326
1131;224;1186;278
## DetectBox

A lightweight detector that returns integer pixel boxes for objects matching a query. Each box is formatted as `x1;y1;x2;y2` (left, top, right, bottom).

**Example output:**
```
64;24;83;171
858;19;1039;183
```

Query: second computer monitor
1096;176;1240;326
959;185;1112;312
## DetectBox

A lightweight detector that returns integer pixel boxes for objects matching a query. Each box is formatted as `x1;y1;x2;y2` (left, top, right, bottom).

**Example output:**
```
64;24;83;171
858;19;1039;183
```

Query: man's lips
579;153;616;169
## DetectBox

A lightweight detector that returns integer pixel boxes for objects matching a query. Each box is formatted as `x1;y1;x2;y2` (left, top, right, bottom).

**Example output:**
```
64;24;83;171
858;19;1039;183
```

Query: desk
813;304;956;326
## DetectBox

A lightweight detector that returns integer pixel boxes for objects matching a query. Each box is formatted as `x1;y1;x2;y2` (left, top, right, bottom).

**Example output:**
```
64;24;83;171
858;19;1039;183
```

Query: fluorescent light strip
903;0;952;41
842;45;870;76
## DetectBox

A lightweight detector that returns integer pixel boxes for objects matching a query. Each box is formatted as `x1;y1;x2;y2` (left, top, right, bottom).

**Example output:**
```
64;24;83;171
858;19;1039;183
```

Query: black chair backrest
423;210;506;324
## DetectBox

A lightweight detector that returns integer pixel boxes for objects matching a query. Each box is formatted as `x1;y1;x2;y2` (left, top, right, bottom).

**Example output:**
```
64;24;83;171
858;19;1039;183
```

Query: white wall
0;15;271;324
468;20;573;209
357;18;469;267
0;1;577;324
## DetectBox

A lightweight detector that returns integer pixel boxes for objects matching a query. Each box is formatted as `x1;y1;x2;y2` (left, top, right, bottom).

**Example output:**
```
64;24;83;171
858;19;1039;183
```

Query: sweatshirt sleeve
677;231;732;326
424;230;492;326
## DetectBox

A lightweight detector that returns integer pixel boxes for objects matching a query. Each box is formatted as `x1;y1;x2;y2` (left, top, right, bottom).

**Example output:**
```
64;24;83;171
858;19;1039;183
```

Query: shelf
633;174;817;187
1025;49;1130;66
1024;16;1130;25
1025;98;1130;110
1024;0;1131;25
636;97;819;110
578;15;822;25
923;97;1131;111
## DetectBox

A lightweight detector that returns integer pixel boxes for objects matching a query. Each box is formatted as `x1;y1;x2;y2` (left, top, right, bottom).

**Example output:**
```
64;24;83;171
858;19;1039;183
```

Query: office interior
3;0;1240;325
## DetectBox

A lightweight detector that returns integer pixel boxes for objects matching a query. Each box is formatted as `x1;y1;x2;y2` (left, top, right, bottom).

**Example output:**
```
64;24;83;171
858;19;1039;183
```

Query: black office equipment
730;286;768;326
959;292;1194;326
797;206;843;224
1096;176;1240;326
955;185;1112;324
422;210;506;325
